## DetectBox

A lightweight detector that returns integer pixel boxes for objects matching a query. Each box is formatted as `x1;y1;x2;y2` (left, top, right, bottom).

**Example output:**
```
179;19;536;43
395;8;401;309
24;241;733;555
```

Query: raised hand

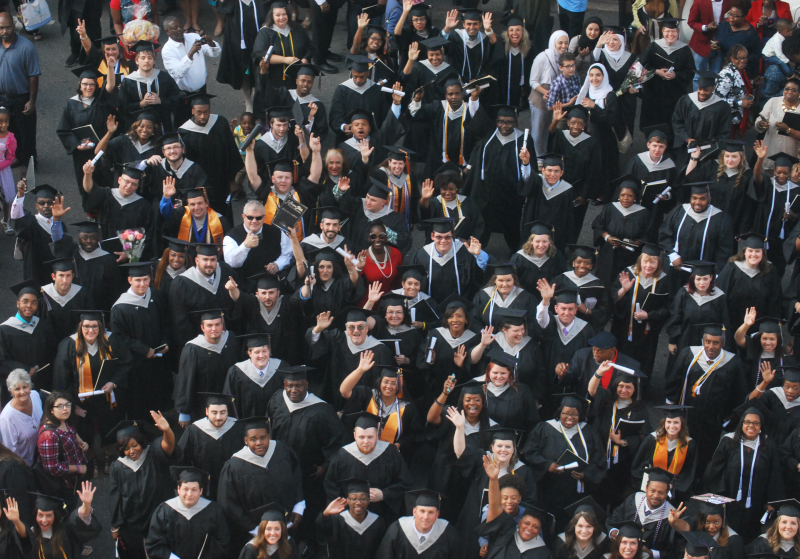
163;176;177;198
76;481;96;506
453;344;467;367
367;281;384;303
536;279;555;301
480;326;496;347
555;362;569;378
225;276;238;292
744;307;757;327
408;42;420;62
519;146;530;165
669;502;687;525
15;178;26;198
552;101;565;122
466;236;482;255
482;11;492;30
421;178;434;200
357;13;369;28
309;133;321;153
315;311;333;332
754;139;767;160
323;497;348;516
482;454;501;479
444;9;459;31
338;176;351;192
359;139;374;164
619;271;633;291
83;161;95;175
76;18;86;37
309;103;318;119
51;196;71;220
358;349;375;372
294;124;305;141
760;361;775;385
446;406;466;428
151;410;170;431
392;82;404;105
402;0;413;12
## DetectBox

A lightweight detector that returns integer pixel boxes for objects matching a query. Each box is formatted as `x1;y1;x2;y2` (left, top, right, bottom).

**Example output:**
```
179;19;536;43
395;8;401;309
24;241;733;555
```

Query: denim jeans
765;55;793;77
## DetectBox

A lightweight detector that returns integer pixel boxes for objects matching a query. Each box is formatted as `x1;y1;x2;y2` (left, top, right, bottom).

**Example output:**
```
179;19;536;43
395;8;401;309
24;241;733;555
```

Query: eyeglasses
348;496;369;503
743;420;762;427
368;233;387;240
36;200;54;206
560;64;576;69
80;82;97;87
560;411;580;418
53;403;73;410
346;324;366;332
786;87;800;93
82;325;100;330
244;215;265;221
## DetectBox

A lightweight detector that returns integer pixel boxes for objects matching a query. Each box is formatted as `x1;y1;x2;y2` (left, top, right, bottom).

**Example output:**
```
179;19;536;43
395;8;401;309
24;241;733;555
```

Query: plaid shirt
37;424;86;488
546;73;582;109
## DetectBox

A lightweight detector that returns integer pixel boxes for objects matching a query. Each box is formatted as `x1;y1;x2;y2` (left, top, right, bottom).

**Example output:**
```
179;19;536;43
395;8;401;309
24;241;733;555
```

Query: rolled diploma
91;150;104;166
335;246;359;266
381;87;405;97
522;129;529;150
79;389;105;399
264;45;274;62
426;337;436;363
611;364;636;375
557;462;579;471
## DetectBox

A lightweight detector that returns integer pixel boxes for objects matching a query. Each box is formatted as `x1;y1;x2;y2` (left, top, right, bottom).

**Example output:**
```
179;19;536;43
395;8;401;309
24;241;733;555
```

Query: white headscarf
577;63;613;108
546;30;569;71
603;33;626;62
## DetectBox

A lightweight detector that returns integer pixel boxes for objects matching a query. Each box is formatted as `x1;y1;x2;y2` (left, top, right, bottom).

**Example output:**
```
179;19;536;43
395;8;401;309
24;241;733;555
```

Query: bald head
0;12;15;42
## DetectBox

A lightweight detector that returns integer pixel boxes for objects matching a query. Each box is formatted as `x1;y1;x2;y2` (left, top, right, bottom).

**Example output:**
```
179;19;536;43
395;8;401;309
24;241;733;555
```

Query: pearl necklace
782;100;799;113
369;247;393;278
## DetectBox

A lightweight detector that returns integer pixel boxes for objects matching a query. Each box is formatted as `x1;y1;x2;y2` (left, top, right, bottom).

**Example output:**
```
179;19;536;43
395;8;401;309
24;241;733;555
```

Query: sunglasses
245;214;265;221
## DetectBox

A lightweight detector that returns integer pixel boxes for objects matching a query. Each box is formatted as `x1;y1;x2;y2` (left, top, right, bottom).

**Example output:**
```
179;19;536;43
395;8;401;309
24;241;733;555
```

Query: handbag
18;0;52;32
32;425;69;496
616;127;633;153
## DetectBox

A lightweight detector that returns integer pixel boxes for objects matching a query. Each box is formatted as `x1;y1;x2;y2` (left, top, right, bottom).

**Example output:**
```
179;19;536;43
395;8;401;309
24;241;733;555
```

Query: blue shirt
557;0;588;12
0;34;41;95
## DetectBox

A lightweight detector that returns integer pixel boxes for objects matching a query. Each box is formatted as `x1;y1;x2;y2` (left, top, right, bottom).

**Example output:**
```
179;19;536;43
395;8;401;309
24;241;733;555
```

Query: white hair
6;368;32;393
243;200;264;214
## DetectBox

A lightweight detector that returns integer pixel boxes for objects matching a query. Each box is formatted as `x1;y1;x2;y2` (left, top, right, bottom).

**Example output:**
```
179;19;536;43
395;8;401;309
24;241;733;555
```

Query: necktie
645;510;653;517
420;536;426;544
707;360;714;365
563;327;569;335
258;370;264;377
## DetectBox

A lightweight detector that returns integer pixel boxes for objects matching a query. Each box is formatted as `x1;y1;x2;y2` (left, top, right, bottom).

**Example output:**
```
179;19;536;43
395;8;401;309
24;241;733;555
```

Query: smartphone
747;94;754;101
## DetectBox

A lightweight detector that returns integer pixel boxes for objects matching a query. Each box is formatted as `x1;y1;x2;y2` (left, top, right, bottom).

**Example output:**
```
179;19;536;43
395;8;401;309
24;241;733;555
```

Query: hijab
577;63;613;108
603;31;626;62
577;17;603;50
546;30;570;70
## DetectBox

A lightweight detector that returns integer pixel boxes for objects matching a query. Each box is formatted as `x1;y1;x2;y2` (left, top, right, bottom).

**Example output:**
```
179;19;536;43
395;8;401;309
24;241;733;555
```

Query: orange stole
653;437;687;474
178;208;225;244
367;399;406;443
76;343;115;409
97;59;130;89
265;191;305;241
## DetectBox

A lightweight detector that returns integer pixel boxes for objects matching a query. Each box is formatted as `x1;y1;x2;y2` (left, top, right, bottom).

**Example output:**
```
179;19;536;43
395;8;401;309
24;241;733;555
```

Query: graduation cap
339;477;371;497
780;366;800;384
189;308;225;322
117;162;144;180
652;404;693;418
380;292;409;311
691;494;735;518
492;104;518;119
408;488;443;509
486;347;519;370
285;63;324;80
567;244;597;262
736;232;769;250
163;236;190;253
346;54;375;72
367;177;392;200
182;91;216;107
683;181;712;196
28;492;67;512
409;2;431;16
71;64;103;81
564;495;607;525
251;502;287;523
754;316;785;336
29;184;60;199
501;13;525;27
458;7;483;20
158;132;183;148
538;152;564;169
170;466;210;489
71;220;101;234
312;206;349;223
351;411;381;430
553;288;580;306
492;308;527;328
424;217;456;234
587;331;617;349
456;378;488;395
360;4;382;17
679;531;716;557
655;16;683;28
484;425;524;447
437;292;475;314
695;322;726;338
384;145;415;161
266;105;294;120
119;261;156;277
730;398;770;432
566;105;589;121
695;70;719;89
45;257;76;273
179;188;210;203
397;264;427;282
71;309;109;324
643;466;675;485
640;242;664;257
434;162;462;179
10;278;39;298
487;263;516;278
345;108;377;130
768;151;800;168
553;392;587;412
236;415;270;432
420;35;449;51
248;271;281;292
131;40;157;54
437;72;463;89
683;260;716;276
609;520;644;540
768;499;800;518
642;124;671;143
130;108;162;125
199;391;235;408
279;364;315;381
722;139;747;153
191;242;221;257
106;419;141;441
93;34;120;48
309;246;339;267
604;25;626;36
525;220;555;237
610;174;644;197
332;306;374;330
237;333;271;349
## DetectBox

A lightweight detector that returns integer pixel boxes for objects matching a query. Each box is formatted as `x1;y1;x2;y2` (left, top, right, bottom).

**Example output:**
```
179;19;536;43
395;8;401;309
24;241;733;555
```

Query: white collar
635;492;674;525
495;128;523;146
303;233;344;250
343;440;391;465
399;517;448;552
346;334;383;354
435;326;476;348
117;446;149;472
232;440;278;468
161;156;194;179
483;285;522;308
272;24;290;36
282;390;324;412
637;151;675;173
193;416;237;440
420;60;451;74
181;264;222;293
564;270;598;287
1;314;39;333
340;78;376;94
289;89;319;104
110;187;143;206
654;38;688;55
516;533;546;552
340;510;380;534
179;115;219;135
515;249;549;267
563;130;591;146
113;287;151;308
167;265;185;279
457;28;483;48
42;283;81;307
165;496;211;520
771;387;800;409
689;346;734;371
441;100;464;119
260;296;283;326
734;260;759;278
686;287;726;306
613;201;646;216
259;129;288;152
79;245;109;261
437;194;466;209
496;332;531;355
688;91;724;110
422;239;464;266
125;69;160;84
129;136;153;154
541;177;573;200
362;199;392;221
187;331;230;354
236;358;281;387
682;203;722;223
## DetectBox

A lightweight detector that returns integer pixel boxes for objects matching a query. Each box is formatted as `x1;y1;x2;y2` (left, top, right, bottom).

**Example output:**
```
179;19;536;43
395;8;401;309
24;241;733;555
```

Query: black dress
622;152;678;242
665;287;731;354
671;94;732;169
519;176;577;253
547;130;603;215
407;243;484;304
594;48;637;135
145;497;230;559
584;91;620;200
215;0;260;90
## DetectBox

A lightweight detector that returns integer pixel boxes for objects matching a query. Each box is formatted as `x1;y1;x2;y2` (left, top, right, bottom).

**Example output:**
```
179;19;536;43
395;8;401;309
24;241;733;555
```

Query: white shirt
10;195;28;220
223;224;292;270
535;301;574;332
763;33;789;63
702;0;724;30
161;33;221;92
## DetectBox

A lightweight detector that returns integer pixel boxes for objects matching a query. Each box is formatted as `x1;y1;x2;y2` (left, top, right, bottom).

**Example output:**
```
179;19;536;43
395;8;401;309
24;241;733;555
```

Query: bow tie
707;360;714;365
644;510;653;516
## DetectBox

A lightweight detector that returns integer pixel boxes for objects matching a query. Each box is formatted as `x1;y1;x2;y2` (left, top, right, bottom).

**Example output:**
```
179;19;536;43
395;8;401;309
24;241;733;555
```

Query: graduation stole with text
76;341;116;409
652;436;687;474
367;398;405;443
265;190;305;240
179;207;225;244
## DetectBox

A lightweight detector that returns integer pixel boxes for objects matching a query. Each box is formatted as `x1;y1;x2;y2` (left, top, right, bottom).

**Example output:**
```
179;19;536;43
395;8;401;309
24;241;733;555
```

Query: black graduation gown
323;442;414;519
215;0;259;90
757;388;800;447
306;328;394;410
520;419;607;529
177;418;244;501
38;285;93;342
671;95;732;168
622;153;678;242
173;332;241;421
665;287;731;353
477;336;548;406
329;79;392;144
145;498;230;559
109;438;178;551
82;186;155;260
749;174;800;276
238;537;299;559
110;288;173;415
178;115;244;216
253;71;329;142
683;160;752;235
509;251;568;297
606;493;676;557
780;426;800;500
551;532;609;559
664;347;748;472
159;204;232;248
22;508;102;559
630;433;699;494
217;441;305;551
99;134;160;188
408;243;483;303
485;383;541;437
419;194;486;243
595;49;638;135
167;263;240;349
0;316;56;398
591;204;651;289
376;518;462;559
471;288;537;330
445;30;492;83
557;347;643;402
251;26;314;87
116;71;181;132
250;133;304;184
338;194;412;255
337;112;406;174
588;386;649;509
415;328;480;406
0;456;36;527
14;212;63;288
739;336;795;393
717;261;783;328
52;332;133;446
291;276;364;328
142;156;209;206
222;359;286;418
533;314;594;401
0;525;24;559
637;41;695;131
400;60;457;105
477;513;552;559
519;176;576;252
585;92;621;197
610;269;671;377
490;47;533;110
706;434;784;540
551;272;612;333
548;130;602;205
744;537;796;559
316;510;387;559
465;129;530;244
394;26;444;69
56;93;113;188
51;236;125;312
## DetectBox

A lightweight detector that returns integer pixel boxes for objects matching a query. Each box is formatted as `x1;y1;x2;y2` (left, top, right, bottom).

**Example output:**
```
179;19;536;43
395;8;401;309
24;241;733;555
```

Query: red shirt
358;247;404;306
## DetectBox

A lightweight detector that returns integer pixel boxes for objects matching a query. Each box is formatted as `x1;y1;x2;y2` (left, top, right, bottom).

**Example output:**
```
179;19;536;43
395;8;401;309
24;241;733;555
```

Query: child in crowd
762;18;795;76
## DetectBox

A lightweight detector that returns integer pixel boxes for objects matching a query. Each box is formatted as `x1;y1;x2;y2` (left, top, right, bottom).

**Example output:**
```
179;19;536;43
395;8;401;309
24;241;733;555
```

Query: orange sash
265;191;305;241
76;343;115;409
367;399;406;443
653;437;686;474
178;208;225;244
96;59;130;89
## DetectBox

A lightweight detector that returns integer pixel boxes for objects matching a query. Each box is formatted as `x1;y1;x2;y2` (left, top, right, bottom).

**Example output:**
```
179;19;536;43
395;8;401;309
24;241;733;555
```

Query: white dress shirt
161;33;221;93
222;224;292;270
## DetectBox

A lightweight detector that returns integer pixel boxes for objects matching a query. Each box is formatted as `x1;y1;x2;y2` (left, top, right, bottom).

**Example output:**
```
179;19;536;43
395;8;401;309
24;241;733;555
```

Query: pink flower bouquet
118;228;146;262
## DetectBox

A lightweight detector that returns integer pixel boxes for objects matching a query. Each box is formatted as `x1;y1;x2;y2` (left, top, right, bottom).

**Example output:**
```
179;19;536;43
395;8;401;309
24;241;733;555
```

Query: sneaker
5;225;13;236
65;53;79;67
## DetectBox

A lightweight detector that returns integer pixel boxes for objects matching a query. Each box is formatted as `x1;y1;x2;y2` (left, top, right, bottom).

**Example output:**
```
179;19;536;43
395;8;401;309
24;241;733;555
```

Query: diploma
335;247;359;266
558;462;579;471
381;86;405;97
264;45;274;62
78;389;106;399
91;150;104;166
522;129;529;150
653;186;671;204
611;363;636;375
426;337;436;363
635;302;642;323
410;308;416;322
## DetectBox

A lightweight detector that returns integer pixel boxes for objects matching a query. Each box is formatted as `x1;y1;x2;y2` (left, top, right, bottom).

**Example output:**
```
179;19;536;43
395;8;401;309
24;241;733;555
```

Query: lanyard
673;207;712;258
387;175;411;228
239;0;258;49
443;104;466;164
680;350;724;404
738;438;759;508
628;274;657;341
191;215;210;243
482;130;519;180
461;31;484;81
278;31;295;80
606;401;620;468
506;51;524;105
560;423;588;493
440;195;463;223
766;178;792;244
